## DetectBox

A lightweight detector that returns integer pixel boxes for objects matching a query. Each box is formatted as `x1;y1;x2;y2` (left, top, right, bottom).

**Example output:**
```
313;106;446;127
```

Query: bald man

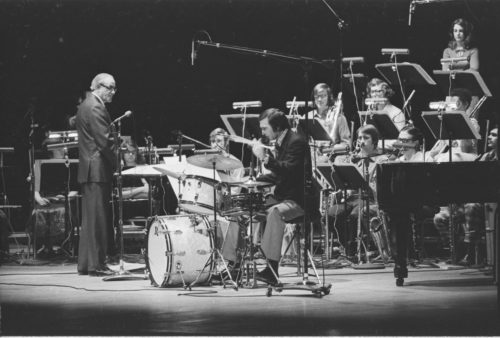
76;73;117;276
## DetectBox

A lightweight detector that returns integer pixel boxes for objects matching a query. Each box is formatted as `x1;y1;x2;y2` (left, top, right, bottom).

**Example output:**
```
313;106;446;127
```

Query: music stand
421;110;480;163
331;163;381;267
432;70;492;98
433;70;491;118
297;118;332;142
375;62;436;87
220;114;261;139
358;111;400;150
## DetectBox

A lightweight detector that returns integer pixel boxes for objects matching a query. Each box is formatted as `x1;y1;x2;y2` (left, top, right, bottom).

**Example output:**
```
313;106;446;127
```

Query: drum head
147;218;170;287
146;215;215;287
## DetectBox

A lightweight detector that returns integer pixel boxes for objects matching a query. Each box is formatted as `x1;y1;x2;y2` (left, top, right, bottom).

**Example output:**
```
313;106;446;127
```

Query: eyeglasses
314;94;328;99
100;83;117;92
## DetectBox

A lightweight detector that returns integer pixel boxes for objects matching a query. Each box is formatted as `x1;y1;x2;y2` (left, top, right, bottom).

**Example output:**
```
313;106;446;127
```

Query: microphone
191;39;197;66
232;101;262;109
381;48;410;56
286;101;314;108
111;110;132;125
342;57;365;64
408;0;415;26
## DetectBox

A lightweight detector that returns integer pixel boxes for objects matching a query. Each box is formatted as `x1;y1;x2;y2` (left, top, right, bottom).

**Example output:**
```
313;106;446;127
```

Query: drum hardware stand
187;159;238;291
104;121;147;282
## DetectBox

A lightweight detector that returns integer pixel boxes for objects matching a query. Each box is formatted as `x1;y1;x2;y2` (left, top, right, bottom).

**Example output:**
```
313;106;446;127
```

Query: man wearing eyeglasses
76;73;117;277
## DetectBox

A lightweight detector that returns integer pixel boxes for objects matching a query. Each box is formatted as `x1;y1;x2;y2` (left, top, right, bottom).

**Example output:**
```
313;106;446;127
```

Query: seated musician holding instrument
121;140;149;200
252;108;312;285
207;128;245;281
459;127;498;265
393;125;425;162
306;83;351;160
329;124;389;259
427;88;479;161
366;78;406;149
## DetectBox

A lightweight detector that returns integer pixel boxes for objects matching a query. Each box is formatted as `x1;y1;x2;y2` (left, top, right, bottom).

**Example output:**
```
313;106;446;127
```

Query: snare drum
146;214;214;287
220;192;265;217
178;175;224;214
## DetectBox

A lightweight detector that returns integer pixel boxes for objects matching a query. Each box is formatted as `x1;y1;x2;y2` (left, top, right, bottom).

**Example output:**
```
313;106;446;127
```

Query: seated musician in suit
329;124;389;259
252;108;313;285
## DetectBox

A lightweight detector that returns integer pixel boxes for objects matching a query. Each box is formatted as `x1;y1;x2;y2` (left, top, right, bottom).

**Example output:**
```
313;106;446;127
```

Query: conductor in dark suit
252;108;312;285
76;73;117;276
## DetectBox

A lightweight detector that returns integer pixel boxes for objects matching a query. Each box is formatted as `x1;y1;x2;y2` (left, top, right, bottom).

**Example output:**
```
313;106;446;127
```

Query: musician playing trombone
306;83;351;156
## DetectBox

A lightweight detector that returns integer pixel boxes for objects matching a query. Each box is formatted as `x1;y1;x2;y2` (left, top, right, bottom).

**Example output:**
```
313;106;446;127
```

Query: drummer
208;128;245;281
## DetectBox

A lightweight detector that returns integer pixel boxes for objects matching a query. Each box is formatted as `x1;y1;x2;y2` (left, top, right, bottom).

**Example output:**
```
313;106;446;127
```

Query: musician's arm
264;138;305;175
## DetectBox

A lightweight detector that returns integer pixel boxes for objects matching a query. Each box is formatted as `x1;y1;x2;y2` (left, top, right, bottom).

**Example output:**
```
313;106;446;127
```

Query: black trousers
78;182;112;272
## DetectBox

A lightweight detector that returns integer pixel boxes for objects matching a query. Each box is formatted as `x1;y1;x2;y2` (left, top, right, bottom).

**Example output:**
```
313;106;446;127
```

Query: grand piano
376;161;500;288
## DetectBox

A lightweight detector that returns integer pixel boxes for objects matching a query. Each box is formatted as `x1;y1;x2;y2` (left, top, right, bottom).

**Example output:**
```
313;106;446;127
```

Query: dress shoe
255;267;279;286
78;270;88;276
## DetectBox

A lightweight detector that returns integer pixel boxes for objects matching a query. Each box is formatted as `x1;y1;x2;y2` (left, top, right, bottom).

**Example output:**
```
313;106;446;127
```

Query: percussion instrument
146;214;214;287
178;175;226;215
187;153;243;171
220;192;265;217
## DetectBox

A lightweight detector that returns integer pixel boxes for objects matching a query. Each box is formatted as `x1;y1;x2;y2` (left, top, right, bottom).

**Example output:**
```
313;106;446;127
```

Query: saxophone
369;209;393;263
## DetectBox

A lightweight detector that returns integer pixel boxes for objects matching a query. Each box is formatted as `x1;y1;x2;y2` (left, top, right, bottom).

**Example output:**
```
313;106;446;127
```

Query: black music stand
331;163;381;267
358;111;400;150
432;70;492;98
315;163;341;261
421;110;480;163
297;118;331;142
220;114;261;139
375;62;436;87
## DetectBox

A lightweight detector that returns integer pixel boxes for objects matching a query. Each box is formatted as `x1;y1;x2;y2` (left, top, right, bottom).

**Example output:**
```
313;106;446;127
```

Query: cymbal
187;154;243;171
232;179;273;188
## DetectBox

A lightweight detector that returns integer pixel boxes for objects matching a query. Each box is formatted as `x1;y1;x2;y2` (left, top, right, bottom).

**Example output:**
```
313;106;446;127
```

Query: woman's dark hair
358;124;379;148
366;78;395;99
259;108;290;132
311;83;335;107
448;18;474;50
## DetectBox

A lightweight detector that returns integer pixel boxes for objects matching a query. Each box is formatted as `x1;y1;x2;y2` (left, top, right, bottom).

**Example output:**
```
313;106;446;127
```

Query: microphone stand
104;121;146;281
319;0;348;91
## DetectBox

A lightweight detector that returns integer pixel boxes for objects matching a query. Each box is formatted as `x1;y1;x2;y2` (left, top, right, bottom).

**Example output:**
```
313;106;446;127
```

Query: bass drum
146;214;214;287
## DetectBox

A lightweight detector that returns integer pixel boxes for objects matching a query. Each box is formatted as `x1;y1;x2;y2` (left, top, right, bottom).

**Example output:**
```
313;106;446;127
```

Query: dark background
0;0;499;229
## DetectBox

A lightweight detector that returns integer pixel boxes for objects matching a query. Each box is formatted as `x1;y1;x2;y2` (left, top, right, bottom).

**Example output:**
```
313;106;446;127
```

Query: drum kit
146;152;272;290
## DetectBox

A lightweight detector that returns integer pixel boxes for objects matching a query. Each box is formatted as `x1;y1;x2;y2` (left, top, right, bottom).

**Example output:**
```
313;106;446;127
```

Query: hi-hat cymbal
231;179;273;188
187;153;243;171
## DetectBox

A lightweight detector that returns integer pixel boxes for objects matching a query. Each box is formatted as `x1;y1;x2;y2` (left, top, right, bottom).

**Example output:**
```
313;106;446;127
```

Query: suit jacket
76;93;115;184
259;130;312;208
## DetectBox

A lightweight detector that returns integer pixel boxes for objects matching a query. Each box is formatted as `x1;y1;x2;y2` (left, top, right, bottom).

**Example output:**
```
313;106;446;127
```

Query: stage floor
0;256;499;336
